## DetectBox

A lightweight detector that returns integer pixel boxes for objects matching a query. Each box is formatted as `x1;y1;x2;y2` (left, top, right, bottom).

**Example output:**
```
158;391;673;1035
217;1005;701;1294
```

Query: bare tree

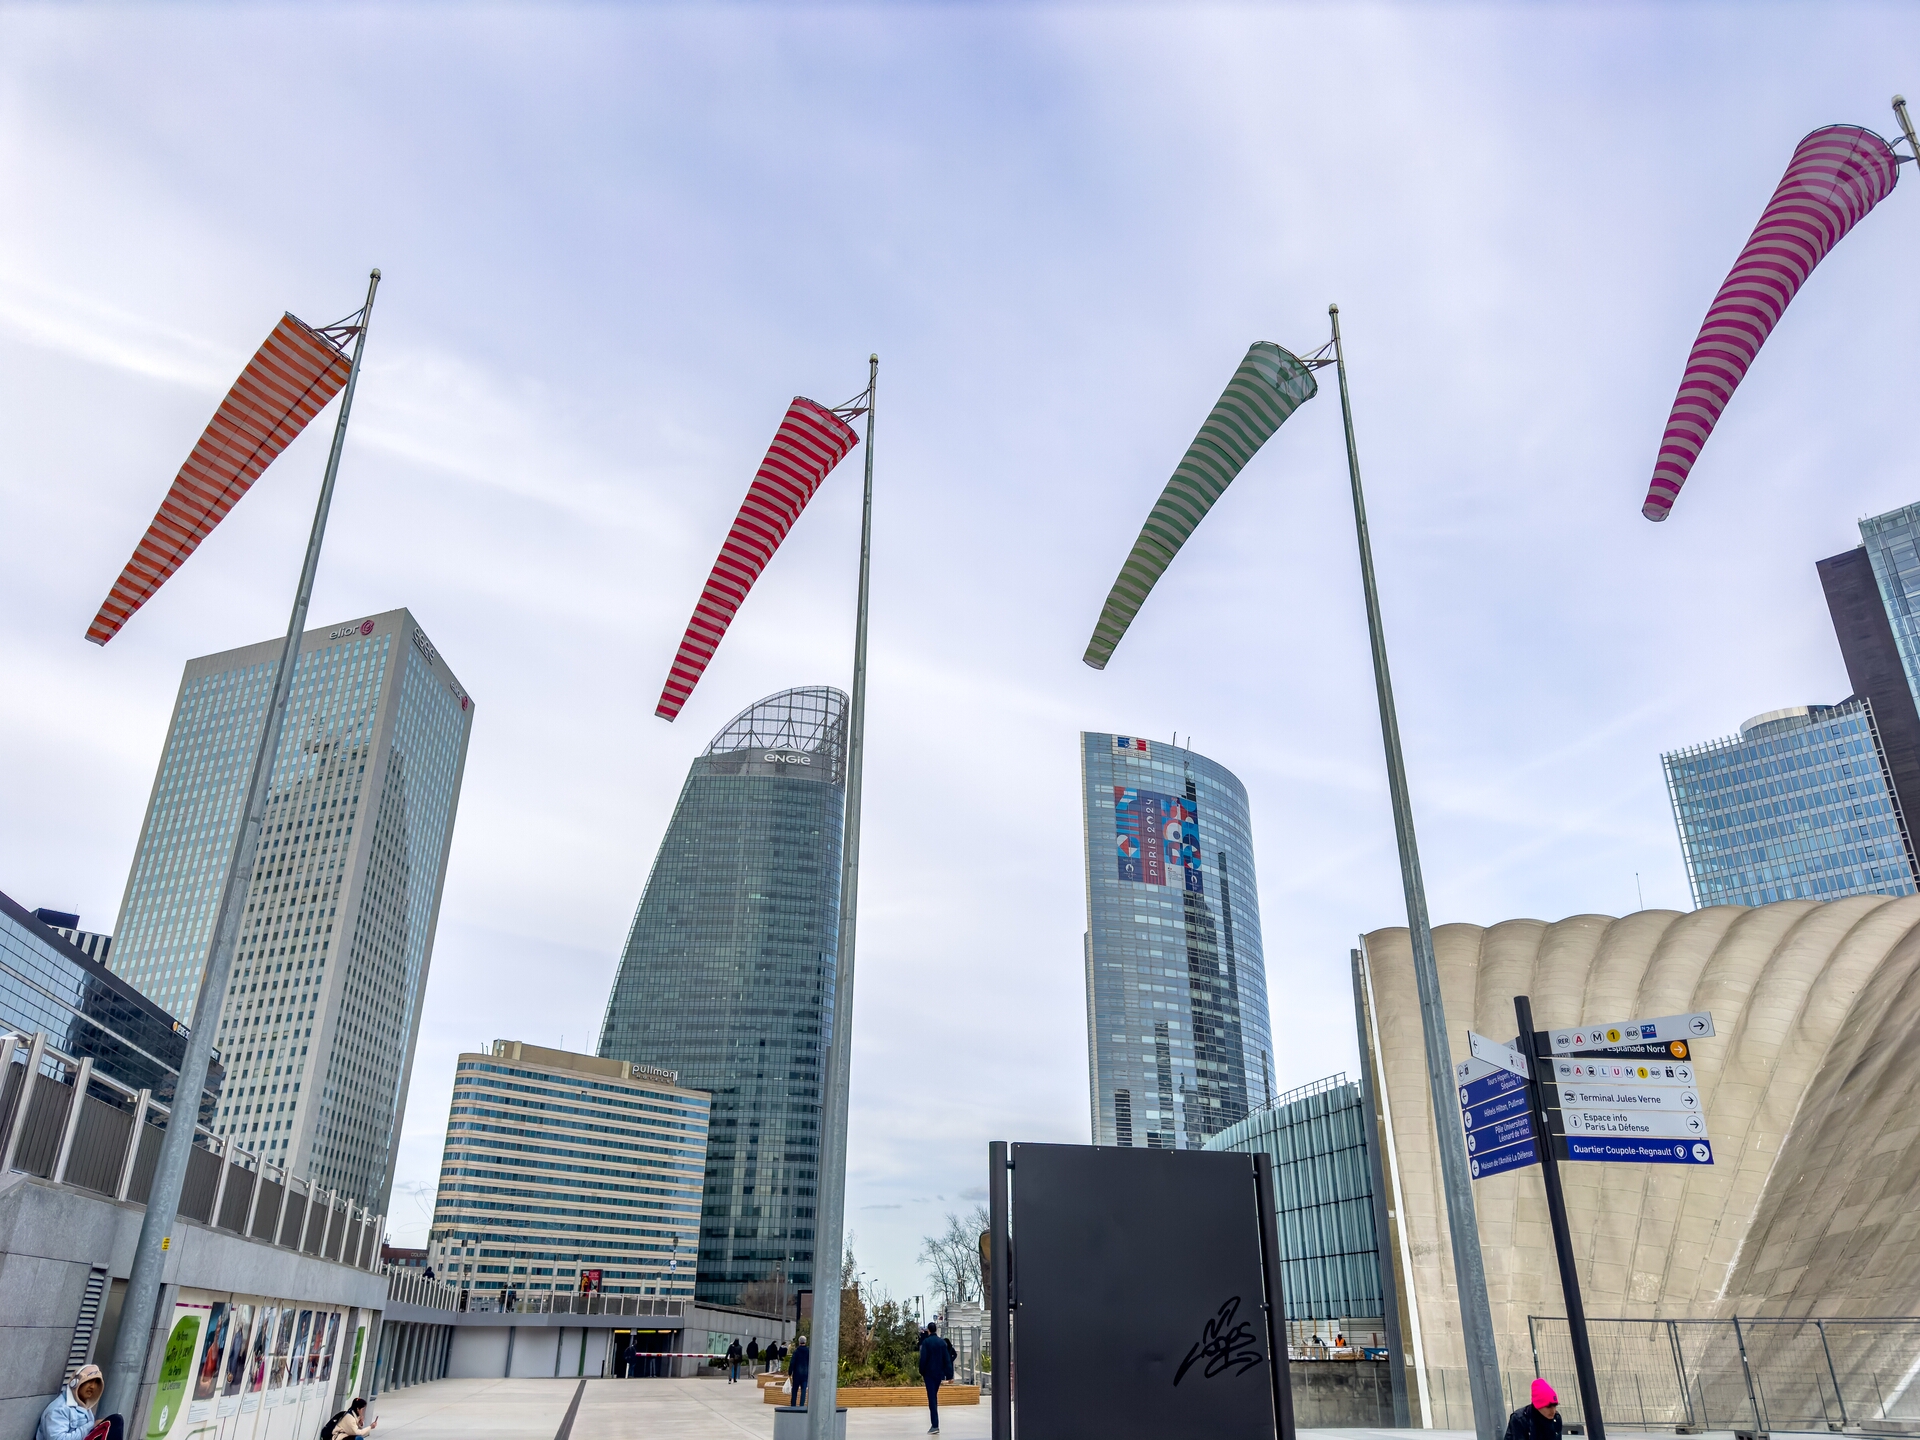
918;1205;991;1307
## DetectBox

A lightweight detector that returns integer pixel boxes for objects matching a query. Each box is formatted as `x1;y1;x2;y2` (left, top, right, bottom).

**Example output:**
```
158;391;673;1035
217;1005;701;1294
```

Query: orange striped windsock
1643;125;1900;522
86;314;353;643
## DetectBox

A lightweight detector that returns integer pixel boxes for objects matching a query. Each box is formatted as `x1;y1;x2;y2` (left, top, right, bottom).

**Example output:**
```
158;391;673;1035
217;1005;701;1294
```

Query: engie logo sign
763;752;811;766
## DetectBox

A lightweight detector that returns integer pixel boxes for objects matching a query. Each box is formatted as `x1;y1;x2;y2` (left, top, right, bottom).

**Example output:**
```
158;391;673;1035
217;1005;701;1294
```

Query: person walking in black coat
918;1322;956;1435
1506;1379;1563;1440
726;1339;744;1384
790;1338;811;1407
747;1338;760;1376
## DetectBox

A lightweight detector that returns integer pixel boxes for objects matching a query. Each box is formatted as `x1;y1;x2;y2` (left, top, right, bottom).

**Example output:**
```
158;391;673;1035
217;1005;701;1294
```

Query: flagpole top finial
1328;303;1340;315
870;353;878;363
371;268;382;280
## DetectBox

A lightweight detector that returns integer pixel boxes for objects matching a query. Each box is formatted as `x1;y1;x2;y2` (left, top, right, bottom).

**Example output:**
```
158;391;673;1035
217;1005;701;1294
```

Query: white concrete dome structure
1358;897;1920;1419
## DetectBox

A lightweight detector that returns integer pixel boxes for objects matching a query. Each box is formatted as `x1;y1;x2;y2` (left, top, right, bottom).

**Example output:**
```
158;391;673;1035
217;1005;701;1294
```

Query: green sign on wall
146;1314;201;1439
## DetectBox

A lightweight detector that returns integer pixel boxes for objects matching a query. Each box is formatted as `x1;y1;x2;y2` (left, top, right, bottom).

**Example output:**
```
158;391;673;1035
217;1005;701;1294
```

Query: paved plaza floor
365;1375;990;1440
362;1378;1753;1440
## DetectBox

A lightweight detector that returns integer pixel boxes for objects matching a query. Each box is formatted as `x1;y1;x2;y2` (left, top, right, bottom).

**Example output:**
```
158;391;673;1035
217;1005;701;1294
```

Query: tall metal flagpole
105;269;381;1421
809;353;878;1440
1896;95;1920;174
1328;304;1504;1440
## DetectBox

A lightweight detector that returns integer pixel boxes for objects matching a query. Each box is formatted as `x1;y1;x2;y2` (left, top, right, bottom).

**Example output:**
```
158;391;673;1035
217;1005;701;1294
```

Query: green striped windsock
1083;341;1319;669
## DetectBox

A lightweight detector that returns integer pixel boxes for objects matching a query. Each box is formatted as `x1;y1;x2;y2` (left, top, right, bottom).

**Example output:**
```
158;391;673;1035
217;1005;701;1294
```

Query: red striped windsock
1643;125;1900;522
655;397;860;720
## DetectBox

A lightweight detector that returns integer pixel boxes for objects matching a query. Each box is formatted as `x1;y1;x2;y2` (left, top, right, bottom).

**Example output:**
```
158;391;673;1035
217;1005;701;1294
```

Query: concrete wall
1288;1360;1395;1427
0;1173;384;1440
443;1326;611;1380
445;1328;508;1380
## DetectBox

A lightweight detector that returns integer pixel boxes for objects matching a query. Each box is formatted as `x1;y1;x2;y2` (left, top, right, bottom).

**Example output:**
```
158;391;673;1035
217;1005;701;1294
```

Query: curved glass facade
598;687;846;1307
1204;1073;1383;1325
1081;732;1274;1150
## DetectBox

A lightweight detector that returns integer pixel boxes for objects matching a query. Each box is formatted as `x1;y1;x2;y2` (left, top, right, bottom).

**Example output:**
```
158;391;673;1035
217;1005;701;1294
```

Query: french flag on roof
1112;736;1150;755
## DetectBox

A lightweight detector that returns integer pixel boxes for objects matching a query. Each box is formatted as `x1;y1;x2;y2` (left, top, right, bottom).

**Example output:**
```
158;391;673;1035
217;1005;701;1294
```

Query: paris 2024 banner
1115;787;1204;893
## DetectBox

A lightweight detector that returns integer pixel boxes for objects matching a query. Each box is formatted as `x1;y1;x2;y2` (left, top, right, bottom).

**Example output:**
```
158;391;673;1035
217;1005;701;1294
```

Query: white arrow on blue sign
1456;1050;1538;1179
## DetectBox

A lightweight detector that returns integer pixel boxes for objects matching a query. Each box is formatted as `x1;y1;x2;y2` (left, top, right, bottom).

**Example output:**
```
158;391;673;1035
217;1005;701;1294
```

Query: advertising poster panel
1114;787;1203;893
145;1304;210;1440
267;1310;296;1404
300;1310;322;1395
242;1306;274;1413
288;1313;312;1393
189;1302;229;1421
319;1314;341;1382
219;1304;253;1415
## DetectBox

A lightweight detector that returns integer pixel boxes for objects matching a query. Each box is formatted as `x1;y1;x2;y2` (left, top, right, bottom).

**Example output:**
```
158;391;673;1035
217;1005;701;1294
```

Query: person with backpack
917;1321;956;1435
325;1399;377;1440
726;1338;743;1384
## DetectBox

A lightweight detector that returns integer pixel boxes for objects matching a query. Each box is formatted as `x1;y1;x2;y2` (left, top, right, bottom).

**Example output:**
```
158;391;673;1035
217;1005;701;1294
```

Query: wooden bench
762;1385;982;1407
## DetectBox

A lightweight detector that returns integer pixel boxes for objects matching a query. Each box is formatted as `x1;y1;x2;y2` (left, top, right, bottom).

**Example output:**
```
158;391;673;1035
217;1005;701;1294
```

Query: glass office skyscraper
1663;700;1918;908
1815;499;1920;821
1081;732;1274;1150
111;608;473;1206
1858;502;1920;702
598;687;846;1308
1;889;224;1116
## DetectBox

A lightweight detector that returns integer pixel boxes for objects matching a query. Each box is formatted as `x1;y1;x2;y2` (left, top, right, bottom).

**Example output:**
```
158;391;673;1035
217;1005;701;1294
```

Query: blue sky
3;3;1917;1300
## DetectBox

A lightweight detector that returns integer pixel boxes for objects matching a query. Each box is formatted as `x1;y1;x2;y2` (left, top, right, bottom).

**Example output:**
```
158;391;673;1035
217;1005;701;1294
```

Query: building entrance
612;1328;681;1378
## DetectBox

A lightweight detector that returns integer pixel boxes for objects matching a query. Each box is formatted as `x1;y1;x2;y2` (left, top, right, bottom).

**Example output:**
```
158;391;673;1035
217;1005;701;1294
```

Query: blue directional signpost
1547;1011;1716;1167
1458;1002;1724;1440
1457;1032;1537;1180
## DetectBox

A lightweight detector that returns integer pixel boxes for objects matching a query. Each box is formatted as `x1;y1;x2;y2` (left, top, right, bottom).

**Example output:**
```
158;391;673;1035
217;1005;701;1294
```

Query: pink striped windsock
1643;125;1900;522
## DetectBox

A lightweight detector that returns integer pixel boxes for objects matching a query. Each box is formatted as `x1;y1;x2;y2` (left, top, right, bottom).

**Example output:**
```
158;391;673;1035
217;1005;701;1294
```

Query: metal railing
1530;1316;1920;1434
385;1266;462;1310
0;1030;382;1271
440;1288;688;1317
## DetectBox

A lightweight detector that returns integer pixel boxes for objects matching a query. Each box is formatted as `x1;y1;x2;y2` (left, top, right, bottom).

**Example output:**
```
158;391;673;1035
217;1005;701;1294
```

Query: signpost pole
1514;995;1606;1440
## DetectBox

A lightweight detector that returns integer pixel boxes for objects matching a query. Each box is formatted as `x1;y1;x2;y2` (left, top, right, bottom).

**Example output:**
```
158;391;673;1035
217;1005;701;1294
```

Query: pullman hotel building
427;1041;709;1298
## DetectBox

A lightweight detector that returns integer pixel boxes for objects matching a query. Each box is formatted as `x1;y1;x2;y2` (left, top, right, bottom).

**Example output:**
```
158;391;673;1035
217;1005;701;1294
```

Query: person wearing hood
38;1365;121;1440
1505;1379;1563;1440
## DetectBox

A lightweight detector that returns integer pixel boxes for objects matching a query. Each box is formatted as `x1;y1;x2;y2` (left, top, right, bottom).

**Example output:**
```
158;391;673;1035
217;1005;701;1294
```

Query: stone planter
763;1384;982;1407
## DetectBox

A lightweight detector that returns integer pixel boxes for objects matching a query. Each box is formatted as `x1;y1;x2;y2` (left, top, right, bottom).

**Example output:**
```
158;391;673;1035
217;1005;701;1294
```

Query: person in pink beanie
1504;1378;1562;1440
